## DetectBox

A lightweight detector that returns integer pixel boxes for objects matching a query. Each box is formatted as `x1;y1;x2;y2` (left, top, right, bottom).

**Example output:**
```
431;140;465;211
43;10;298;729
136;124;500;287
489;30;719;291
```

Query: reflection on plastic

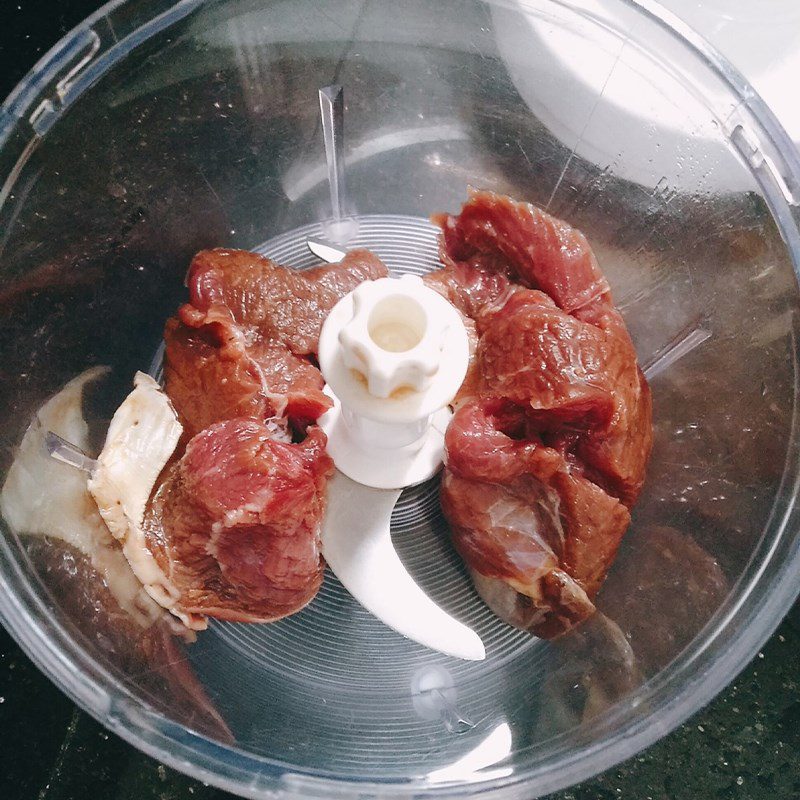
426;722;513;783
411;666;475;733
281;123;470;202
642;321;712;380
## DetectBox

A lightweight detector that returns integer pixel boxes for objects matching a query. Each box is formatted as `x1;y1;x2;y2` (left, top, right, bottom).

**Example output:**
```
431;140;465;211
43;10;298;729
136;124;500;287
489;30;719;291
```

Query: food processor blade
307;237;347;263
321;471;485;661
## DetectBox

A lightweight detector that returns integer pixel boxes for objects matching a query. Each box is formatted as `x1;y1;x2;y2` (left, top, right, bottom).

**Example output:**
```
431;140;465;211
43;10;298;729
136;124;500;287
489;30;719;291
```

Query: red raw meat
434;190;652;637
433;188;611;314
181;247;388;355
143;419;334;624
477;290;617;431
165;247;388;437
164;318;330;439
153;246;388;627
441;400;629;637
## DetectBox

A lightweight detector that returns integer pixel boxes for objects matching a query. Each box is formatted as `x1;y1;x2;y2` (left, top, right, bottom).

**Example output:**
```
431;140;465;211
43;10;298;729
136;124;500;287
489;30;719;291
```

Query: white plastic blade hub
318;274;483;660
318;275;469;489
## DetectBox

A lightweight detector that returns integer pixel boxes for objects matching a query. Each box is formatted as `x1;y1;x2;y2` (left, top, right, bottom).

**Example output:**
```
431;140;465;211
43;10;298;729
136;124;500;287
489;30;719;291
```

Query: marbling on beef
429;190;652;638
164;318;330;438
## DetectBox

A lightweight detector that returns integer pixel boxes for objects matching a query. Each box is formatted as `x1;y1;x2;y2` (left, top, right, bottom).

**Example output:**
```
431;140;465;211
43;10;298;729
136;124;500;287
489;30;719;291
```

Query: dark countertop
2;618;799;800
1;3;799;799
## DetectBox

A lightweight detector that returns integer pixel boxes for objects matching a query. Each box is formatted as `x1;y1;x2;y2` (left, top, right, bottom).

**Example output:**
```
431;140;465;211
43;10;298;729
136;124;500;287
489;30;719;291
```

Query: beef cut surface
429;190;652;638
149;246;387;626
164;317;330;439
144;419;333;624
180;246;387;355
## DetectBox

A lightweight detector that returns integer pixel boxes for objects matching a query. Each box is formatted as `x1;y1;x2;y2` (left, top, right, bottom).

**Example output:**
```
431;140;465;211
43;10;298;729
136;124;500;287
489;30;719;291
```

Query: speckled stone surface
1;3;800;799
1;619;799;800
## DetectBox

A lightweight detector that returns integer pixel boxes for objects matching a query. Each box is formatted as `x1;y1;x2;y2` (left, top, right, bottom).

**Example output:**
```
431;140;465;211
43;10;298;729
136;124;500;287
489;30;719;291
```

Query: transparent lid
1;1;799;797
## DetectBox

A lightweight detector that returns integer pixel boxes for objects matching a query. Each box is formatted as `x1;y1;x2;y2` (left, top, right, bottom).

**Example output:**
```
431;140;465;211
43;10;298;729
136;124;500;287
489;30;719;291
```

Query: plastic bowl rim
1;0;800;797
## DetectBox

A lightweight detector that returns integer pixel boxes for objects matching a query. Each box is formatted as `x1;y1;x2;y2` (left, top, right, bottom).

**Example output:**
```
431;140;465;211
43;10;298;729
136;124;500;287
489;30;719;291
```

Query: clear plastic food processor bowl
1;1;800;798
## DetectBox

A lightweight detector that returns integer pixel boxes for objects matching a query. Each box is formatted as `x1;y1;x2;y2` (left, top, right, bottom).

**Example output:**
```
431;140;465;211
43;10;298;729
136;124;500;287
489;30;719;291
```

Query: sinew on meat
164;319;330;439
165;247;387;437
428;190;653;638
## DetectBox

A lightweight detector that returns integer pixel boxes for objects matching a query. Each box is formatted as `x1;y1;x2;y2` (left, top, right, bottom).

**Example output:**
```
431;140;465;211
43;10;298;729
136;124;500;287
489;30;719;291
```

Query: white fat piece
0;368;178;632
87;372;202;629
